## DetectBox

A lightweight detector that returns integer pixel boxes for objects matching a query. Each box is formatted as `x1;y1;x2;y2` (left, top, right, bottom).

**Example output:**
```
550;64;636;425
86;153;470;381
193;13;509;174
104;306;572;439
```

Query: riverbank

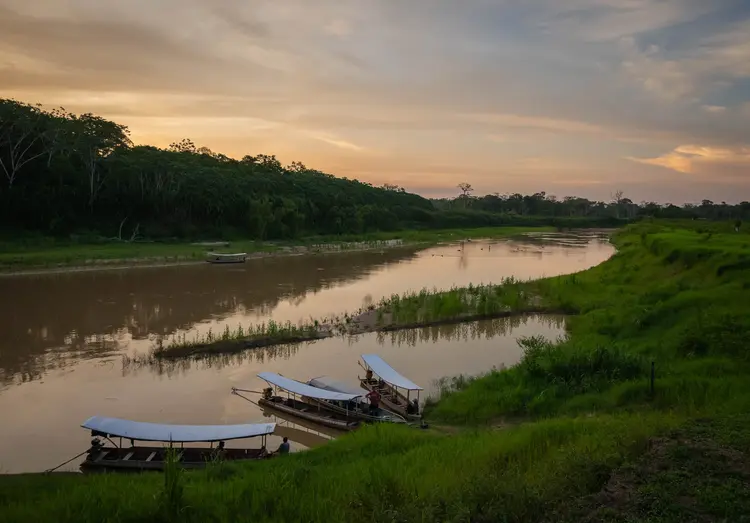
3;220;749;522
0;225;555;274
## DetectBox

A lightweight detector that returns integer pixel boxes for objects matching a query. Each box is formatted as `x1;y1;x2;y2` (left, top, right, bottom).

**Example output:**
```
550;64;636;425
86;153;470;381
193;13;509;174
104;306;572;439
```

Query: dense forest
1;98;748;240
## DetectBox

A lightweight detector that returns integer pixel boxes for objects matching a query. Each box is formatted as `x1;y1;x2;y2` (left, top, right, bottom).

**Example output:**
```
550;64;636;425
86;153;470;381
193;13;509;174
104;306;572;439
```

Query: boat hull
80;445;267;473
206;252;247;264
360;379;422;421
305;395;406;424
259;397;360;432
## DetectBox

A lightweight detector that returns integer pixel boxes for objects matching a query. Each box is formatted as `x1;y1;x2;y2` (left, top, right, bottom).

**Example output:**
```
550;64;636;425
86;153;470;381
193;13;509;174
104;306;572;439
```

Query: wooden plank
123;452;134;461
146;451;157;462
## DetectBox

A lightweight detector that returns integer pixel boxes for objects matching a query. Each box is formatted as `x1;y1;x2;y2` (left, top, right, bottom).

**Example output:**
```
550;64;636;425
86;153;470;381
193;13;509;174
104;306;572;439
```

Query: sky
1;0;749;204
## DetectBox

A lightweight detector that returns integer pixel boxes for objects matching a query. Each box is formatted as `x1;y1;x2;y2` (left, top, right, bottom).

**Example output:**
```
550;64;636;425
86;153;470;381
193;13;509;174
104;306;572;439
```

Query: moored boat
79;416;275;473
206;252;247;264
359;354;423;420
249;372;363;431
306;375;406;424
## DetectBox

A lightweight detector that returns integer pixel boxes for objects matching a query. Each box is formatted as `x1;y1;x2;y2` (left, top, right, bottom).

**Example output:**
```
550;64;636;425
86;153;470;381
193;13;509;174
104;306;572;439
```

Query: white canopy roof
308;376;365;398
361;354;423;390
258;372;361;401
81;416;275;443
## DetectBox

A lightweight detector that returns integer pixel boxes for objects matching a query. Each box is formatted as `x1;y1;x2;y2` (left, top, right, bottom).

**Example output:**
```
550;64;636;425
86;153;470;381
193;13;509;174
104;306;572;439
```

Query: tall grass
159;447;185;521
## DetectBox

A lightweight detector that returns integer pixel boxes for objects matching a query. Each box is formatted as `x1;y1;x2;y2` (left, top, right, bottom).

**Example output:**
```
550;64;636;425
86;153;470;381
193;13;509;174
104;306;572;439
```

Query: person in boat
212;441;226;460
408;398;419;415
365;369;373;382
262;387;273;400
366;389;381;413
276;437;290;455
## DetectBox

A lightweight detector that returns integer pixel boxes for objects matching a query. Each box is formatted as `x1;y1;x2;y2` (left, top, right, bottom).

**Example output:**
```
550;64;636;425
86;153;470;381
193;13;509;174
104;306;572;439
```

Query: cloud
702;105;727;114
324;19;352;38
618;18;750;103
629;144;750;174
538;0;718;42
306;133;366;152
461;113;604;135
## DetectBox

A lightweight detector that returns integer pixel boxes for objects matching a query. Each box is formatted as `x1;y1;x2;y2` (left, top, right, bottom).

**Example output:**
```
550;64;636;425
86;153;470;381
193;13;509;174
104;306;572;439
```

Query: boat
206;252;247;264
250;372;363;431
306;375;406;424
359;354;423;420
79;416;275;473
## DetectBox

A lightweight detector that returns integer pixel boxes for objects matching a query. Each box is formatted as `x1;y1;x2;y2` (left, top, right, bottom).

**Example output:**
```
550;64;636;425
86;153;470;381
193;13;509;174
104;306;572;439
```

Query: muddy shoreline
0;242;421;277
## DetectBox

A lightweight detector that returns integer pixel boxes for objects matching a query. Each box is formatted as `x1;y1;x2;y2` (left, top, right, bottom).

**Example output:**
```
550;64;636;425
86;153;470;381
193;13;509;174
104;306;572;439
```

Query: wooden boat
253;372;366;431
359;354;423;421
306;376;406;424
258;396;359;432
206;252;247;264
79;416;275;473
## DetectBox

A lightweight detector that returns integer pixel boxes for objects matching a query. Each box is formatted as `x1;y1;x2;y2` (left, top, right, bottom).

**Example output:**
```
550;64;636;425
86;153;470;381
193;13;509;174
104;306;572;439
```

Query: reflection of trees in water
519;230;611;248
121;341;308;378
0;247;421;386
373;315;566;347
120;315;567;380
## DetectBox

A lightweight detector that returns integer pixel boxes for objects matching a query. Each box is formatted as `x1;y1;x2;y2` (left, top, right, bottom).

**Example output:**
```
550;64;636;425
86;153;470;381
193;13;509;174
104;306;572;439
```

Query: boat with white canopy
359;354;423;420
243;372;368;431
306;376;407;423
80;416;275;472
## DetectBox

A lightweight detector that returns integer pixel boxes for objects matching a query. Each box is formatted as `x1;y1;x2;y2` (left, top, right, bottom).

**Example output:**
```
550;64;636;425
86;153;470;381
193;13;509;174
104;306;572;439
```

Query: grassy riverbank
3;220;749;522
0;225;553;272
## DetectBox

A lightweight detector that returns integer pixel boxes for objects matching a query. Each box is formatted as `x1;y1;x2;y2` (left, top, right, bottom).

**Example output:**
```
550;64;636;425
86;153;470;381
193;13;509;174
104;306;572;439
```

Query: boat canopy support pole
43;449;90;475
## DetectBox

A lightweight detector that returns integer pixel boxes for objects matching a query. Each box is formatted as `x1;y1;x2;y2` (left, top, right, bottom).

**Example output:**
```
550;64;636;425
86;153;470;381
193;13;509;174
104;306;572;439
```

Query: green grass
2;219;750;522
0;226;554;271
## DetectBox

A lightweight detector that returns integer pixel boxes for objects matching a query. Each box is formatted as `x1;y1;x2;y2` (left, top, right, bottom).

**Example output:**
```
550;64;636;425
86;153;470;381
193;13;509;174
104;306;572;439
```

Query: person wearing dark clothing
366;389;381;413
277;437;290;455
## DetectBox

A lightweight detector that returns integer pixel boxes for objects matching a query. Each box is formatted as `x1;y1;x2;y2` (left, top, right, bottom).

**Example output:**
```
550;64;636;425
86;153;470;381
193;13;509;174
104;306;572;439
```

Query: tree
72;113;132;209
457;182;473;198
0;99;53;188
168;138;196;153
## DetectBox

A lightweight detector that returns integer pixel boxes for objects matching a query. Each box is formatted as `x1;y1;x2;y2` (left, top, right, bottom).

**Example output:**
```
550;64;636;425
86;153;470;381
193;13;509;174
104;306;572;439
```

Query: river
0;230;613;473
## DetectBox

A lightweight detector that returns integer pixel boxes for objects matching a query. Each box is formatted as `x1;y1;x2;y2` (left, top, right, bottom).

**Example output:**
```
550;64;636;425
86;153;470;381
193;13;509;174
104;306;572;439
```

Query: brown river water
0;231;613;473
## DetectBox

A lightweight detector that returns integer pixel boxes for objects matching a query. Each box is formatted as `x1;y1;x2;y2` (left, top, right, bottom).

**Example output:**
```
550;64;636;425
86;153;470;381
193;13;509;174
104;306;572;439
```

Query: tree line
1;98;746;241
436;185;750;223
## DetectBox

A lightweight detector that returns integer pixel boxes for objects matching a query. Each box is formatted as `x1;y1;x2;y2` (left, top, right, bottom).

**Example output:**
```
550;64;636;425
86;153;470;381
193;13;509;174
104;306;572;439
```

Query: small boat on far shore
79;416;275;473
206;252;247;264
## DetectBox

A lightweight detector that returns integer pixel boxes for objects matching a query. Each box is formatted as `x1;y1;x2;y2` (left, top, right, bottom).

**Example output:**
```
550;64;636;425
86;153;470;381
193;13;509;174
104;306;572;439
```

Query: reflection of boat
79;416;274;473
253;373;361;431
259;406;343;448
206;252;247;264
306;376;406;424
359;354;423;421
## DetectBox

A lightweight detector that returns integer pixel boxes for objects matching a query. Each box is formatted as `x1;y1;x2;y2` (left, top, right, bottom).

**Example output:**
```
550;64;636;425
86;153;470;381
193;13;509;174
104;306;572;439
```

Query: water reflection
0;231;612;390
373;315;567;347
0;247;422;387
0;314;565;473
